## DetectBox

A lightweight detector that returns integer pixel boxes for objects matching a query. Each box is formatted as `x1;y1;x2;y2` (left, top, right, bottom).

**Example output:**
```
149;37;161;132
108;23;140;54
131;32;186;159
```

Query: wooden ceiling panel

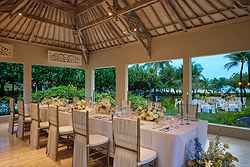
0;0;249;54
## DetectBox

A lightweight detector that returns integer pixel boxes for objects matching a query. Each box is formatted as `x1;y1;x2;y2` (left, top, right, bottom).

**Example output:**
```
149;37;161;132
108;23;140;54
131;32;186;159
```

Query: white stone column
23;63;32;112
116;64;128;105
182;55;192;104
85;66;95;101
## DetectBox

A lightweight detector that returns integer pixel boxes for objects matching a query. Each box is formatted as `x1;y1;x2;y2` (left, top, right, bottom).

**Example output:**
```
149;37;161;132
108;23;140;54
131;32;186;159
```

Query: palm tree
224;53;247;106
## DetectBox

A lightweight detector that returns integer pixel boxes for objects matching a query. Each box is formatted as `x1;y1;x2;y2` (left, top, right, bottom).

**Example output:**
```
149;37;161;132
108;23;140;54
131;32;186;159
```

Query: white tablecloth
46;112;208;167
90;117;208;167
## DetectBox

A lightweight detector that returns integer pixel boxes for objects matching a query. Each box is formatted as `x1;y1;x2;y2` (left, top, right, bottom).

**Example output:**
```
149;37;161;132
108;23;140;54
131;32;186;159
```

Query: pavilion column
85;66;95;101
116;64;128;106
182;55;192;104
23;63;32;112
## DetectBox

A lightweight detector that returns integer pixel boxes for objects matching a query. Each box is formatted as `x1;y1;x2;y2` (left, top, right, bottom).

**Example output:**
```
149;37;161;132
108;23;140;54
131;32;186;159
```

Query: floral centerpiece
41;97;68;107
95;98;112;114
186;136;238;167
137;103;164;122
73;100;87;110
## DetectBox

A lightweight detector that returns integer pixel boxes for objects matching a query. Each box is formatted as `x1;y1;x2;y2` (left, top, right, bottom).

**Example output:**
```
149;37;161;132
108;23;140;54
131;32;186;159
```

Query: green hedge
32;85;84;102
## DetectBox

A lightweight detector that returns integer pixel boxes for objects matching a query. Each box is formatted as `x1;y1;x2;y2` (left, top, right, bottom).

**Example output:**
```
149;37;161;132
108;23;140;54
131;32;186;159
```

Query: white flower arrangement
95;98;112;114
138;103;164;122
41;97;67;107
73;100;87;110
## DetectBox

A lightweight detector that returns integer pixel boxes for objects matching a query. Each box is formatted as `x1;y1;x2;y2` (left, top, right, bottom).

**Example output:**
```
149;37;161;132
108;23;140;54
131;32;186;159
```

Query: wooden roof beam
75;18;89;64
79;0;159;31
77;0;105;15
161;0;187;31
117;0;152;57
32;0;75;12
22;13;74;29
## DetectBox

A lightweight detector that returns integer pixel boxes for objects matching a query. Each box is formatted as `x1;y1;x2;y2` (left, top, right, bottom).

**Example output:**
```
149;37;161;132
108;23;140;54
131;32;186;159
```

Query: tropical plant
224;53;248;105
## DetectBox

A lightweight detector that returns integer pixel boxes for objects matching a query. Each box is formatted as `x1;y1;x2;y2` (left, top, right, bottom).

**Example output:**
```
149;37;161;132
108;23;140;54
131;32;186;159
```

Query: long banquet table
44;111;208;167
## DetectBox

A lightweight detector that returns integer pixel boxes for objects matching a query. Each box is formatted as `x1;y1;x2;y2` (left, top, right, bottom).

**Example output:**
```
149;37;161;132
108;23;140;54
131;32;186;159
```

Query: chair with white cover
112;117;157;167
17;100;31;140
72;110;109;167
47;105;73;160
8;98;18;134
30;103;49;149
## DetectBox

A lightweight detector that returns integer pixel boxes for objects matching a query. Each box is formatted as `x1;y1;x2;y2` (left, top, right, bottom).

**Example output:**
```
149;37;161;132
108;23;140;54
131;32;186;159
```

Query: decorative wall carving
48;50;82;66
0;43;14;58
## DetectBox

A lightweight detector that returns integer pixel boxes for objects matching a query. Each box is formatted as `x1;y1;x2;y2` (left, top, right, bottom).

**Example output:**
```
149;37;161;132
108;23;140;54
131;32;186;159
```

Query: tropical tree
224;53;247;105
95;67;116;93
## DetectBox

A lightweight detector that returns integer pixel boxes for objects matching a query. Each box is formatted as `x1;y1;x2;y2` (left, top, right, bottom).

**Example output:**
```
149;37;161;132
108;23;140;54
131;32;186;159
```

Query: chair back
9;98;15;113
31;103;40;123
72;110;89;143
48;105;59;127
18;100;25;116
113;117;140;164
72;110;89;167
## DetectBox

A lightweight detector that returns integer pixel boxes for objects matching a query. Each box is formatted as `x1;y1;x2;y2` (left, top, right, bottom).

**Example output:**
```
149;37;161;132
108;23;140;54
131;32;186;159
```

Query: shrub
160;96;177;115
95;92;116;106
32;85;85;102
128;94;148;110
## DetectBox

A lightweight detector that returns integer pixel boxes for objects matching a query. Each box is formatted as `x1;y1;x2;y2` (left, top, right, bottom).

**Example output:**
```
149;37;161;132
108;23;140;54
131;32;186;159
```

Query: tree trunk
0;83;5;96
240;61;244;106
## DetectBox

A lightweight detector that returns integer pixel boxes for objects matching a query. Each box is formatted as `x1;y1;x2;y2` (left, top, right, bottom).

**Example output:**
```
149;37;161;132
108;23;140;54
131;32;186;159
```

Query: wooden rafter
75;17;89;64
0;0;249;53
124;12;152;57
79;0;159;31
32;0;75;12
113;0;152;57
161;0;187;31
77;0;104;15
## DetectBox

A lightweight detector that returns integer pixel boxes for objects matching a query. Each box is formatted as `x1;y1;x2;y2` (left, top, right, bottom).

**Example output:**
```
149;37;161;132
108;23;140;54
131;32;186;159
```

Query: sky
171;54;248;79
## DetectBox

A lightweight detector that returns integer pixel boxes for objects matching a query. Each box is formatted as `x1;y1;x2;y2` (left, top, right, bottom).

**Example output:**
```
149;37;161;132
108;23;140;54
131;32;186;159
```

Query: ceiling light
18;13;22;16
108;12;112;16
133;28;137;32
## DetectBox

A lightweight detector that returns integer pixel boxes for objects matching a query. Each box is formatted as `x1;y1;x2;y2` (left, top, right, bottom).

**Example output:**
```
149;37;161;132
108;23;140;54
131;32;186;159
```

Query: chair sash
72;110;89;167
48;106;59;127
31;103;40;122
72;110;89;139
113;117;140;167
9;98;15;113
18;100;25;116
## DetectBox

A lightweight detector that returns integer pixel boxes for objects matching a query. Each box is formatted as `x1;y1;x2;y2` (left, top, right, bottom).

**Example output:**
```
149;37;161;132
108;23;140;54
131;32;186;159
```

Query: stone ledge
208;123;250;141
0;115;9;123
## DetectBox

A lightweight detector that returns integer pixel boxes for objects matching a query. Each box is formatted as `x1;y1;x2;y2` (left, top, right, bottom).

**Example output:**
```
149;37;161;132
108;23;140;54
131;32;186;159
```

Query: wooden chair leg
37;130;40;149
107;142;110;167
22;123;24;140
11;120;14;135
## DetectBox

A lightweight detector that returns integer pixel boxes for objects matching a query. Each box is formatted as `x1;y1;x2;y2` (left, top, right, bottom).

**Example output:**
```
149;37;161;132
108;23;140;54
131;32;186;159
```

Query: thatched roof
0;0;249;61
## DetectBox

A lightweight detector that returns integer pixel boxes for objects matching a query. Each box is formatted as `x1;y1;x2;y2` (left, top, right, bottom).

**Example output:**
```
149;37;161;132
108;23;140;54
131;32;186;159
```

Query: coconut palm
224;52;247;105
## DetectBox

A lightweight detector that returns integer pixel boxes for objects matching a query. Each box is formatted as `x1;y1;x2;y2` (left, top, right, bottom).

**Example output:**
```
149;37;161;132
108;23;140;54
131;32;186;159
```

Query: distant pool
0;102;9;116
236;117;250;128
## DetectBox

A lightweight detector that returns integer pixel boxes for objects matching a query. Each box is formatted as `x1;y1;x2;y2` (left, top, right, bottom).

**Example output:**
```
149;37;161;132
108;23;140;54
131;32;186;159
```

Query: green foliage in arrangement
128;94;148;110
95;92;116;106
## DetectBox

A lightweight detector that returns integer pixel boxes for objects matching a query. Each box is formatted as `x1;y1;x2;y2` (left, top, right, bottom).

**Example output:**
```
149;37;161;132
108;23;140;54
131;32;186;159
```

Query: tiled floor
0;122;250;167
